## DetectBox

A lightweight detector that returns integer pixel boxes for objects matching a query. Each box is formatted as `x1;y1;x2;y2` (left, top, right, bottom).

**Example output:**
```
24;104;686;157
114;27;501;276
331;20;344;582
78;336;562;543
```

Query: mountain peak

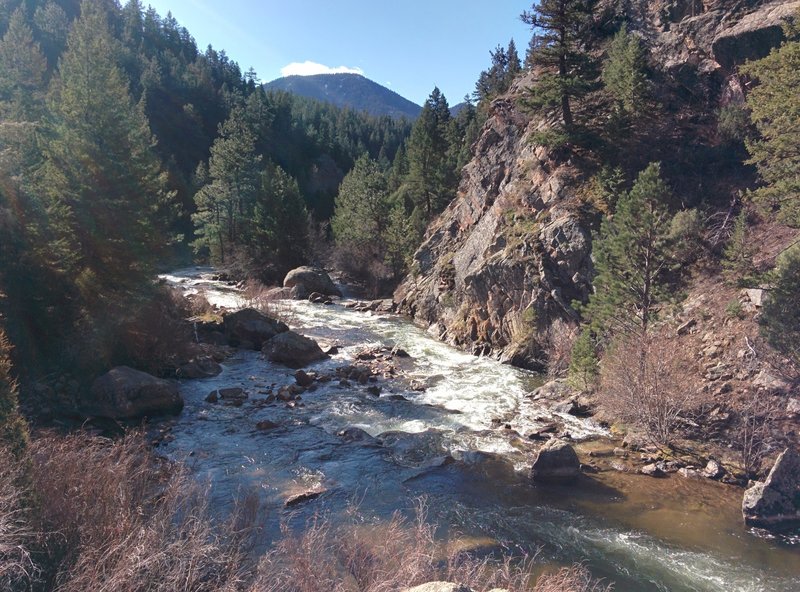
263;73;421;119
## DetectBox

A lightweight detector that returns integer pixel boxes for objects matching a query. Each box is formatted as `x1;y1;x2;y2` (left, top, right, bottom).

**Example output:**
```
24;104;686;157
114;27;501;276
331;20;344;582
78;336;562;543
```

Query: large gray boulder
87;366;183;419
742;447;800;530
223;308;288;349
530;439;581;482
262;330;328;368
283;266;342;299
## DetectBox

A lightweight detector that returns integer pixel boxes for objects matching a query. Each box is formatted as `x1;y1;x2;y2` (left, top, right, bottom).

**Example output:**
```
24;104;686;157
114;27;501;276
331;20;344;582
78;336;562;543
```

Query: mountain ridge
263;73;421;120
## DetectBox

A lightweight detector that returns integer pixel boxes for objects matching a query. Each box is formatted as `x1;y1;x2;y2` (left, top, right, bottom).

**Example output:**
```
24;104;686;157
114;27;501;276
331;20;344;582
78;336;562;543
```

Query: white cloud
280;61;364;77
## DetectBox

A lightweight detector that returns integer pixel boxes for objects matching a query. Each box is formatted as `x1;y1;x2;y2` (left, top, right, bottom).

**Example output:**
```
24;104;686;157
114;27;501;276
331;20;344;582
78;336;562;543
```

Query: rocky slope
394;0;799;370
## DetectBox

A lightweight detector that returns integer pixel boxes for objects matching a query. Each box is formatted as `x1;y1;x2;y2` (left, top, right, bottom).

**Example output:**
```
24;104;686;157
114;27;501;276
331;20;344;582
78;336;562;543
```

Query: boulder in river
177;357;222;379
742;447;800;530
530;439;581;483
262;330;328;368
223;308;288;349
283;266;342;299
86;366;183;419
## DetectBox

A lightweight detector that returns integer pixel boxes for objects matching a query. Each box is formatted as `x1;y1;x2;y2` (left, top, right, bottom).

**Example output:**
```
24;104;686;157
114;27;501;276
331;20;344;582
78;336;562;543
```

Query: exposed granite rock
742;447;800;530
283;266;342;299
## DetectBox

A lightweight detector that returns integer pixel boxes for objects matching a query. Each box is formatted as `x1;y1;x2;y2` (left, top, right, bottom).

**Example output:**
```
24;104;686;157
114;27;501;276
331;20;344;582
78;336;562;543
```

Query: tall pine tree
40;0;173;295
521;0;596;129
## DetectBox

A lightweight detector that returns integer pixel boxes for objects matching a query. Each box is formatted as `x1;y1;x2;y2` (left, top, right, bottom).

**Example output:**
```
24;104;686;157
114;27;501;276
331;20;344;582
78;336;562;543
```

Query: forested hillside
0;0;411;382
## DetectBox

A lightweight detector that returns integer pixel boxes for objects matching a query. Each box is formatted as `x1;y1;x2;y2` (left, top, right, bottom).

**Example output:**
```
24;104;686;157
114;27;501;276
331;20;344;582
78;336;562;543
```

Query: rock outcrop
86;366;183;419
394;0;795;370
283;266;342;299
742;447;800;530
223;308;288;349
262;330;328;368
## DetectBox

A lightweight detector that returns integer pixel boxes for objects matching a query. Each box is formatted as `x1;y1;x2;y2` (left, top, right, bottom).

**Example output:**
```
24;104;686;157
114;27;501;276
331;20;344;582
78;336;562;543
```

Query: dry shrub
534;564;613;592
238;279;299;326
732;390;781;478
29;433;249;592
545;320;579;379
249;501;537;592
0;448;34;590
601;333;703;447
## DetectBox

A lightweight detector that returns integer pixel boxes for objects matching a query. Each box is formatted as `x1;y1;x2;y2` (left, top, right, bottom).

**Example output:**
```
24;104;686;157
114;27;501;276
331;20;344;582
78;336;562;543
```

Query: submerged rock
530;439;580;482
86;366;183;419
262;330;328;368
742;447;800;530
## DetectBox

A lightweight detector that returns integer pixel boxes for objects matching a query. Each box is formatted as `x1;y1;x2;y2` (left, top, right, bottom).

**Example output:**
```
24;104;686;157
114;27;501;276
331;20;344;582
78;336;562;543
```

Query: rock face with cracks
393;0;796;370
742;447;800;530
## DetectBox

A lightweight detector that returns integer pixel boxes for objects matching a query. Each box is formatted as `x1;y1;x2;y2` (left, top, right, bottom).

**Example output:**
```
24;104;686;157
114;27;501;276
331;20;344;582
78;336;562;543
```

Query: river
159;268;800;592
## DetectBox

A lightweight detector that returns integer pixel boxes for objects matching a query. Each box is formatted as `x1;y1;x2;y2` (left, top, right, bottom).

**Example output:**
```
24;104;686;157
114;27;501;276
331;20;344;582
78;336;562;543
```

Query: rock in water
262;331;328;368
87;366;183;419
530;439;580;482
223;308;288;349
742;447;800;530
283;266;342;299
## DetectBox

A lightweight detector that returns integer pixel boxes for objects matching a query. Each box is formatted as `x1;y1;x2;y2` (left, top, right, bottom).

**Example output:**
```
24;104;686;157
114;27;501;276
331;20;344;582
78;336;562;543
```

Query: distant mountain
263;73;421;120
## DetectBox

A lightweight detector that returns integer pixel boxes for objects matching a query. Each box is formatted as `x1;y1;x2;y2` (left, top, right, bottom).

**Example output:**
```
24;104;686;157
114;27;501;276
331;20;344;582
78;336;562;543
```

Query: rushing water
160;268;800;592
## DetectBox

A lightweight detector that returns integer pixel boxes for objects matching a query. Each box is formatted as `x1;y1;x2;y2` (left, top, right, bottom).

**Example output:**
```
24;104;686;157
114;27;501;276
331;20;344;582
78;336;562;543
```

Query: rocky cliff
394;0;798;370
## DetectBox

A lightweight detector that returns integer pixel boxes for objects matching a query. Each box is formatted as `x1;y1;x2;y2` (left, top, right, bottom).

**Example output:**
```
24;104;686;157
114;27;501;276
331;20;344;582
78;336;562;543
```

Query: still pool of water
159;268;800;591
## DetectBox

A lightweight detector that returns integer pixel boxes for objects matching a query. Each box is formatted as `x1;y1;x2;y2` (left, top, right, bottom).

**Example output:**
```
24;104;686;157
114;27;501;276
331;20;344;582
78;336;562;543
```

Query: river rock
294;369;315;387
641;463;666;478
530;439;580;482
262;330;328;368
283;266;342;299
284;485;327;507
702;459;725;480
742;447;800;530
177;357;222;379
255;420;279;431
223;308;288;349
86;366;183;419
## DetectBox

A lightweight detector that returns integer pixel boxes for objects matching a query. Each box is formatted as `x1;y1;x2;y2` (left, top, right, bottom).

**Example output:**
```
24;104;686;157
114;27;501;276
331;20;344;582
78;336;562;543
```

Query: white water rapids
158;268;800;592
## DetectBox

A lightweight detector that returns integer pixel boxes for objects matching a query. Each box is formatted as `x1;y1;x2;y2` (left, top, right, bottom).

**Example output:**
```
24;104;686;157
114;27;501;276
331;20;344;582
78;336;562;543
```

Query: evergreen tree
507;38;522;80
722;209;755;285
521;0;597;129
406;87;453;218
0;7;47;121
568;328;599;390
331;155;392;255
40;0;173;294
602;23;649;120
760;243;800;374
740;14;800;225
247;163;308;279
192;104;261;263
585;162;676;338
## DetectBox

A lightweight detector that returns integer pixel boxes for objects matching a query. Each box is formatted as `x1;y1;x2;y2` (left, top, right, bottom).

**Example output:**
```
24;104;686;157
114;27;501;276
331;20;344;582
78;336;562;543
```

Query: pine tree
739;14;800;226
722;209;755;285
192;104;261;263
568;328;599;390
507;38;522;80
406;87;453;218
585;162;676;338
760;243;800;374
0;7;47;121
40;0;173;294
521;0;597;129
331;155;392;256
602;23;649;120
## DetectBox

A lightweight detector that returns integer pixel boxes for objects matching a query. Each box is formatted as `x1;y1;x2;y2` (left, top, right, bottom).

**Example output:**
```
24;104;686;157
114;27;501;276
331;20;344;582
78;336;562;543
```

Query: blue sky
142;1;532;106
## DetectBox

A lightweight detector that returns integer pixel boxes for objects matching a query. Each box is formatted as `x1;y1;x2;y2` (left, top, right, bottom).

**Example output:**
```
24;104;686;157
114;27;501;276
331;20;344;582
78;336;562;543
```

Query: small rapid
159;268;800;592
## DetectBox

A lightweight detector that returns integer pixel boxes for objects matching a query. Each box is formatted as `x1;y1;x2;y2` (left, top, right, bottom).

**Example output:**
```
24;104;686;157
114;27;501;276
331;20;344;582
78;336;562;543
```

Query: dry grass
544;320;579;379
237;279;299;326
0;433;612;592
247;502;538;592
